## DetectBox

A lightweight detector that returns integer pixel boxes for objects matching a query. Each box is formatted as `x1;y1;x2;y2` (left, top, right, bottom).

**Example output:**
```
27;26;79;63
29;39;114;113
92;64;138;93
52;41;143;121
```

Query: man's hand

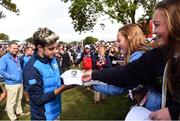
149;107;171;120
54;85;75;95
63;85;75;90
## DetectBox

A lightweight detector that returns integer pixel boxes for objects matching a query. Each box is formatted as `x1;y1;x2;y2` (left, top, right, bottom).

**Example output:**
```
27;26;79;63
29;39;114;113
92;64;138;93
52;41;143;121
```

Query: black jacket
92;47;180;120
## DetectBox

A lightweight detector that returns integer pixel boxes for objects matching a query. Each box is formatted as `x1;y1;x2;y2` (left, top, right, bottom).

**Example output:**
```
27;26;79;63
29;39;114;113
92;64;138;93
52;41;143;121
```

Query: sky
0;0;142;42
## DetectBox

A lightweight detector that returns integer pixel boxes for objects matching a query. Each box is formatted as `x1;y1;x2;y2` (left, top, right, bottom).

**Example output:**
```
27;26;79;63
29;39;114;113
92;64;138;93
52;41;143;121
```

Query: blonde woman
93;45;112;104
83;0;180;120
92;24;161;111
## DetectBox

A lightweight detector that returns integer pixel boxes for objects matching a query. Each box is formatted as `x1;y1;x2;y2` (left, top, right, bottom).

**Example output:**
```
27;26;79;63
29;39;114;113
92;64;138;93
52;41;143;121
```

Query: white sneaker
25;112;30;115
17;112;25;116
17;112;29;116
26;103;30;107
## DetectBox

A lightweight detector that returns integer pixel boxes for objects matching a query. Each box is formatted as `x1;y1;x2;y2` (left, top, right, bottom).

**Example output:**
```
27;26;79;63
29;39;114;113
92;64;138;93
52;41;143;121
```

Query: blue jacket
20;55;31;69
23;52;61;120
129;51;144;63
0;52;22;85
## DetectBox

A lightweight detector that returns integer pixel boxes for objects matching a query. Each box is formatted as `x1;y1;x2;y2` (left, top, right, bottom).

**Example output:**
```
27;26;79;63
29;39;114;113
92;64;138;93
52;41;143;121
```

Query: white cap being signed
125;106;152;121
61;69;83;85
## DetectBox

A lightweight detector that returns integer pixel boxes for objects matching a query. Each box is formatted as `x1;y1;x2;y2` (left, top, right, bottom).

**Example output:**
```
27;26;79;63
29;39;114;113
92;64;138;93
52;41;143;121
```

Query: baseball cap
85;45;90;49
61;69;83;85
125;106;151;121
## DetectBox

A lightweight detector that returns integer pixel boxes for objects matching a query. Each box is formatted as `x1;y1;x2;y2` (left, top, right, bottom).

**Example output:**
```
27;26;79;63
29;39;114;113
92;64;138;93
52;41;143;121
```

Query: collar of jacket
7;52;18;60
34;50;53;64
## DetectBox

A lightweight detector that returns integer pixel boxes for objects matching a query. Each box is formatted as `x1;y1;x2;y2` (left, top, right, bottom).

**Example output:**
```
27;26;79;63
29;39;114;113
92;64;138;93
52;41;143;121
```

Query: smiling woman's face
117;32;129;53
153;9;169;46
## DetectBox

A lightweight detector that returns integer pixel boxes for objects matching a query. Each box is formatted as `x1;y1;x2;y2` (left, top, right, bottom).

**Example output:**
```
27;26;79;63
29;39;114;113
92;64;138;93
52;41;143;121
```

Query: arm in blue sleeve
23;65;56;106
129;51;144;63
0;56;15;80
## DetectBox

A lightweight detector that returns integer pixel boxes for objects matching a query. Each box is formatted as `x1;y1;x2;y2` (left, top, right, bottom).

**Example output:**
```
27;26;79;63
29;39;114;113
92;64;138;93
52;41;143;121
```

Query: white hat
61;69;83;85
85;45;90;49
125;106;151;121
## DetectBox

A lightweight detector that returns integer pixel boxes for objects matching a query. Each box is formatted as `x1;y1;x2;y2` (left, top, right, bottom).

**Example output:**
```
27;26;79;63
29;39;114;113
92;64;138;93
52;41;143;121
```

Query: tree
0;33;9;40
0;0;19;19
11;40;20;42
58;41;64;44
61;0;156;32
83;36;98;45
137;17;151;36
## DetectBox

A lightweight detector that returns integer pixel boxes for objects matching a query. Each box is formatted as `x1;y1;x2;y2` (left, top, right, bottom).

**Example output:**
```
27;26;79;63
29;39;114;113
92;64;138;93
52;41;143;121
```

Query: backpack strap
139;92;149;107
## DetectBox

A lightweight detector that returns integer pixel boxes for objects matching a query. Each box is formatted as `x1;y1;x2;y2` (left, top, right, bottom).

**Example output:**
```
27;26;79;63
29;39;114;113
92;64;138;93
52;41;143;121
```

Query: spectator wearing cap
75;44;96;71
85;45;90;49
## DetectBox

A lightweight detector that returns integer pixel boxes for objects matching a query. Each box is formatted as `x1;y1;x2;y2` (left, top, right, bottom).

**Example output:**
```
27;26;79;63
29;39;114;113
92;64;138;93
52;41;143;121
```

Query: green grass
61;86;131;120
0;65;131;120
0;97;30;120
0;86;131;120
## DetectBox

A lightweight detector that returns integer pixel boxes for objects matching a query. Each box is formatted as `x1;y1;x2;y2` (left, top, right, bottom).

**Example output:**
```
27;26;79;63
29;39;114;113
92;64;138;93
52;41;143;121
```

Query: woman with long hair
93;24;161;111
82;0;180;120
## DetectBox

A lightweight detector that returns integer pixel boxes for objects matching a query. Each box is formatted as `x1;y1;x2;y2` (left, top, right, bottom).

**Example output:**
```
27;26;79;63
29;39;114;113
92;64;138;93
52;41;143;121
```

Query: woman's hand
149;107;171;120
81;70;92;82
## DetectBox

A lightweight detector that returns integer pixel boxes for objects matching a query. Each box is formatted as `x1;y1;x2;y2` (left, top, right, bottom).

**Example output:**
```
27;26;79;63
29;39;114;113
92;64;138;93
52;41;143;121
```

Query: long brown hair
155;0;180;97
118;24;149;63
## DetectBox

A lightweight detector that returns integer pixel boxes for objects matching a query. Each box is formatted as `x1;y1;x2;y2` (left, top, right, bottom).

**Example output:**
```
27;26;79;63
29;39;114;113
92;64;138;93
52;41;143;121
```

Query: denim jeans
144;88;161;111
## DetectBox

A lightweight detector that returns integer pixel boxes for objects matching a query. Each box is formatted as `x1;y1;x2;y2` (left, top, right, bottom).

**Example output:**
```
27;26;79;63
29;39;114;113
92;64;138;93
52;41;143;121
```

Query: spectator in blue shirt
0;42;24;121
20;45;34;106
20;45;34;69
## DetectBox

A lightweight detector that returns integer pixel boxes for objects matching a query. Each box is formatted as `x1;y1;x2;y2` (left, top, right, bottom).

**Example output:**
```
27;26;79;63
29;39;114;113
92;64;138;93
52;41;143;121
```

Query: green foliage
137;18;150;35
0;0;19;18
68;0;101;33
0;33;9;40
11;40;19;42
58;40;64;44
61;0;156;32
140;0;156;18
69;40;80;45
83;36;98;45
